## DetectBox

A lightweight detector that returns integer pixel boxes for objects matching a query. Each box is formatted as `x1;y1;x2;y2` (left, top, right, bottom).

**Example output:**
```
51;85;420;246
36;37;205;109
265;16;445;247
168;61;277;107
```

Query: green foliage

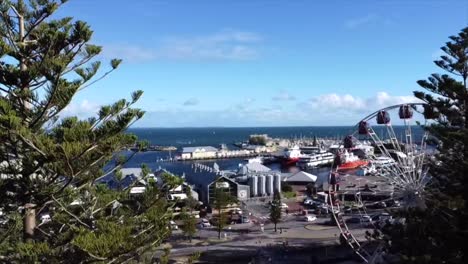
270;189;282;232
0;1;175;262
15;242;51;263
187;251;201;264
211;186;237;239
181;208;197;242
281;182;293;192
383;27;468;263
249;136;267;146
159;247;171;264
282;191;296;199
248;135;268;145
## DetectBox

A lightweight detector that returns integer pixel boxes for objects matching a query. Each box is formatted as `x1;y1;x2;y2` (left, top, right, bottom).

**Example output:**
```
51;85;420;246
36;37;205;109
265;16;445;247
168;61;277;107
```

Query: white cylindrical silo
266;175;274;195
249;176;258;197
274;174;281;194
258;175;266;196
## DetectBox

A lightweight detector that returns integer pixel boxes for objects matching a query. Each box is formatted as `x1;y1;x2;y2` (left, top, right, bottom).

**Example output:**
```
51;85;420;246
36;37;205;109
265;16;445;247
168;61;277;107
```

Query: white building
181;146;218;159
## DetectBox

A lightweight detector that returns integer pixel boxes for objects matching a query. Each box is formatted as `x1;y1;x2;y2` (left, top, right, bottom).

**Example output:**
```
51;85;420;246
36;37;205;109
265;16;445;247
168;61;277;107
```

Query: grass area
282;191;297;199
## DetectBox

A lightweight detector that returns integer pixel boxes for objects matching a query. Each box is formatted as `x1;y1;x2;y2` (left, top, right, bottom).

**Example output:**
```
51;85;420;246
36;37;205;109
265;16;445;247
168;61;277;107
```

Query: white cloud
62;100;100;117
272;91;296;101
231;98;256;112
133;92;422;127
101;30;262;63
306;92;421;113
157;29;262;61
101;44;156;63
344;14;378;29
183;98;199;106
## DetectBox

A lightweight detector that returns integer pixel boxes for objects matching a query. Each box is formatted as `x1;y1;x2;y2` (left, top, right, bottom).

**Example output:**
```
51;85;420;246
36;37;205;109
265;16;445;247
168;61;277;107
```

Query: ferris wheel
327;103;438;263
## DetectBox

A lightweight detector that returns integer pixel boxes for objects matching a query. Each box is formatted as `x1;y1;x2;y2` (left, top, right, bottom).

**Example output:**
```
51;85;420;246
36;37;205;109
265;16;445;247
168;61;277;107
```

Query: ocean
128;126;392;147
127;126;425;149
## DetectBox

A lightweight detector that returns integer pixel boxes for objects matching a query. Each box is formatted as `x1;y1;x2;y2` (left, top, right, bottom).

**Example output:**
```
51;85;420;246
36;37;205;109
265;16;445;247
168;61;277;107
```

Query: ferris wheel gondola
327;103;438;263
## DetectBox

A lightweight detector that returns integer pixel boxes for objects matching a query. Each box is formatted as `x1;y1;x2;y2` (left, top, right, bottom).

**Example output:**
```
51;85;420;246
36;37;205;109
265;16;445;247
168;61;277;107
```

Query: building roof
120;168;143;178
207;175;238;188
284;171;318;183
182;146;218;153
237;162;271;174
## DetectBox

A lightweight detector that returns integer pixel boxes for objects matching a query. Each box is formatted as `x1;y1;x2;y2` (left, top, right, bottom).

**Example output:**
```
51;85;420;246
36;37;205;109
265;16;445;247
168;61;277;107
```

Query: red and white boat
281;146;302;166
336;150;368;171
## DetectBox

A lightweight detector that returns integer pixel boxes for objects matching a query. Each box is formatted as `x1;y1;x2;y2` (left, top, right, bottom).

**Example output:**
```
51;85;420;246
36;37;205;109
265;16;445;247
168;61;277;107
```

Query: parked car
240;216;250;223
360;215;372;223
303;198;315;205
343;206;352;213
230;208;243;215
280;203;289;209
301;215;317;222
198;218;211;228
170;220;178;230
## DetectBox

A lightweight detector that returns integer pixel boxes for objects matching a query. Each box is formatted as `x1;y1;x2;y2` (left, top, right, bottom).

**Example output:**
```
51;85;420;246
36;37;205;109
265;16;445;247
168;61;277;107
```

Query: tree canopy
269;189;282;232
383;27;468;264
0;1;176;262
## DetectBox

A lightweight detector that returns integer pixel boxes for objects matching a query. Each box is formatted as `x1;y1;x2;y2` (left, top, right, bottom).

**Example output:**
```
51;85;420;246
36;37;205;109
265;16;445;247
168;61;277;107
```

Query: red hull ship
281;157;300;166
338;160;369;170
336;150;368;171
281;146;302;167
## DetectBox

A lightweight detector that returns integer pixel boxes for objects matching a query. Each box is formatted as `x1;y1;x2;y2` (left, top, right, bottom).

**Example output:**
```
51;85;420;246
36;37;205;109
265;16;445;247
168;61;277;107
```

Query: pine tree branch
52;195;91;228
16;133;47;157
79;68;117;91
92;151;138;183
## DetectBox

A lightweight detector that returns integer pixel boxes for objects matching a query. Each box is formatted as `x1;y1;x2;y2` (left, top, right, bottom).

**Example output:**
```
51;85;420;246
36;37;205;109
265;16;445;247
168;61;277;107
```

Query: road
166;211;369;263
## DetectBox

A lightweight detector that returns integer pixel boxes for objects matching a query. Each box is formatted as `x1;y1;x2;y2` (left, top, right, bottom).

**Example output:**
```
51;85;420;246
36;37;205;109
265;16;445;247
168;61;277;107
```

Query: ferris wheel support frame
329;103;431;263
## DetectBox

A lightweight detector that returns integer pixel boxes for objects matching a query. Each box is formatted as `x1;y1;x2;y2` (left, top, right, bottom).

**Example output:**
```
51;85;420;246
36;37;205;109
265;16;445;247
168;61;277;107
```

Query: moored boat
336;150;369;171
297;149;335;169
281;145;302;166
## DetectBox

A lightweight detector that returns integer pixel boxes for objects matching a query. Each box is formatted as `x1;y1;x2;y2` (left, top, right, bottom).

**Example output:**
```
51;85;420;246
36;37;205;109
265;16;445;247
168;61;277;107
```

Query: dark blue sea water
127;126;424;148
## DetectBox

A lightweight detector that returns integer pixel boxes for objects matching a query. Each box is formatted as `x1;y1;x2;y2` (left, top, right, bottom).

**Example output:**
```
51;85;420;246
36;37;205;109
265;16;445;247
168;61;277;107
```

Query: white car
280;203;289;209
170;220;178;230
302;215;317;222
198;218;211;228
360;215;372;223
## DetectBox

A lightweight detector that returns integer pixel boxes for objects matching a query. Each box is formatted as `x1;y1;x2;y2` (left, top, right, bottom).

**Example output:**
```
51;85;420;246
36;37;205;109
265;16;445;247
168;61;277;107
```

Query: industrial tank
258;175;266;196
266;175;274;195
249;176;258;197
274;174;281;194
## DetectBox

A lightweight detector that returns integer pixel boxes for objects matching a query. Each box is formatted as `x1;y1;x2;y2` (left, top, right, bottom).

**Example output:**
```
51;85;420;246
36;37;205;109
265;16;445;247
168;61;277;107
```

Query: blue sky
58;0;468;127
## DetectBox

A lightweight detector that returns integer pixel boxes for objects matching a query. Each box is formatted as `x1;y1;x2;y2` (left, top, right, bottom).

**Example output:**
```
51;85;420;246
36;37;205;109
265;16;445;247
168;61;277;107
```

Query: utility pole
11;5;35;241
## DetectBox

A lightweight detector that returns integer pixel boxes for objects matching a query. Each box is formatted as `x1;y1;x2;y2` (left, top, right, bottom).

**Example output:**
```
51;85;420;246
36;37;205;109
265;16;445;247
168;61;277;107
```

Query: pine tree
181;189;198;242
180;208;197;243
0;1;177;262
270;189;282;232
383;27;468;263
211;186;236;239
